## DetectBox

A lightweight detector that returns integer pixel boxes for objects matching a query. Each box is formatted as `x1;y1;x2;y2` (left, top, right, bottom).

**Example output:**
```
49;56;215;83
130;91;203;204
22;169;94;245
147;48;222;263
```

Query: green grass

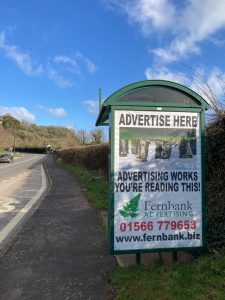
111;254;225;300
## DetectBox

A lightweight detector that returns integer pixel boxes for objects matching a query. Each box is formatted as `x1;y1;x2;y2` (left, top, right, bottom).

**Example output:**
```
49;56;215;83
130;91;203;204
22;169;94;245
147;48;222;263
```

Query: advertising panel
113;110;203;252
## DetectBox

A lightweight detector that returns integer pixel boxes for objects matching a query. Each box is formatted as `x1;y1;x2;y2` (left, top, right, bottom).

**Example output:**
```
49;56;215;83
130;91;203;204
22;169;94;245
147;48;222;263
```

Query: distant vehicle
45;145;56;154
0;154;14;163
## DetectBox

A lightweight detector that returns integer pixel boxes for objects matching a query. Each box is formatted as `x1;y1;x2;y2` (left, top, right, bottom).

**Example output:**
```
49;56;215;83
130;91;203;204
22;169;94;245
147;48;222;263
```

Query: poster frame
109;105;206;255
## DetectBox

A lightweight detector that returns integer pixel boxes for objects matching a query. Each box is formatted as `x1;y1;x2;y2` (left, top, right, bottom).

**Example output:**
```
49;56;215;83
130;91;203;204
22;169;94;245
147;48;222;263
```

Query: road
0;153;48;256
0;153;46;182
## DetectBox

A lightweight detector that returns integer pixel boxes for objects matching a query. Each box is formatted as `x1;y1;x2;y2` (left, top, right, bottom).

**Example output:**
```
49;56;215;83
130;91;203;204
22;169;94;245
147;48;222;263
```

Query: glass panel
119;86;197;105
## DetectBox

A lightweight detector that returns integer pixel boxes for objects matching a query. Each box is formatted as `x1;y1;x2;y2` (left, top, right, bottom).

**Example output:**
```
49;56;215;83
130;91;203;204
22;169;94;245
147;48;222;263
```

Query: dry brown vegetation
0;123;79;150
57;144;109;177
18;124;79;148
0;114;105;151
0;125;13;149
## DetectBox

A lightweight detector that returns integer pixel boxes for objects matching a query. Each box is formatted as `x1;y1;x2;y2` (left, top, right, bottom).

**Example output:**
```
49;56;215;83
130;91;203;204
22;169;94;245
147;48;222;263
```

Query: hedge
56;144;109;177
206;115;225;249
56;116;225;250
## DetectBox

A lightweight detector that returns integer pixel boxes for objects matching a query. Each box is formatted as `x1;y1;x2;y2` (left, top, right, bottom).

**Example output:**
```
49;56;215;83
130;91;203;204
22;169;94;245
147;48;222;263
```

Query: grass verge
112;253;225;300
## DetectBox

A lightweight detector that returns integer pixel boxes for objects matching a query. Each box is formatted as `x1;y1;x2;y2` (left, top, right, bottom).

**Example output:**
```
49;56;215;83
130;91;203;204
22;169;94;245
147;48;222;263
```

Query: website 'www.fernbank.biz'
115;232;201;243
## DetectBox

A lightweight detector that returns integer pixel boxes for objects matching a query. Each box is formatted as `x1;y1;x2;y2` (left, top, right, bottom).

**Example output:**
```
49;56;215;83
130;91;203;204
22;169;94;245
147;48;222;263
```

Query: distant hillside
0;115;79;150
16;124;79;148
0;123;13;149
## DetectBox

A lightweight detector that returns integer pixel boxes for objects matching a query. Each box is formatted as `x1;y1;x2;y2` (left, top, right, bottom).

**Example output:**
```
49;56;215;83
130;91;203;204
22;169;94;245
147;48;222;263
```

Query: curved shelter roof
96;80;210;126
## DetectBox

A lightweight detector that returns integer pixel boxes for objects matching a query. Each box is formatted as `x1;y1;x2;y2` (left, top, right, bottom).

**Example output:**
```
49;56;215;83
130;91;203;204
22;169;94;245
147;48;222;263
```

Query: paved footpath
0;157;115;300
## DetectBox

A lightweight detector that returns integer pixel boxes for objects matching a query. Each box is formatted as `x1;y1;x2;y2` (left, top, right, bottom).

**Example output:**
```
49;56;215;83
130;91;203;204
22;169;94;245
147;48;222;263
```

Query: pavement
0;157;116;300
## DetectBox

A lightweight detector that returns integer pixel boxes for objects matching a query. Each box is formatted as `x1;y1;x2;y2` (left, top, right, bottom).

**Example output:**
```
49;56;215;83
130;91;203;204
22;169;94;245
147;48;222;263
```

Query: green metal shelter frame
96;80;210;126
96;80;210;256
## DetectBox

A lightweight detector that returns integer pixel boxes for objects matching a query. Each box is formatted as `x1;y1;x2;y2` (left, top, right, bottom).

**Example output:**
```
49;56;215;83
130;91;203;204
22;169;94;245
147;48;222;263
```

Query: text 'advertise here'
96;80;210;254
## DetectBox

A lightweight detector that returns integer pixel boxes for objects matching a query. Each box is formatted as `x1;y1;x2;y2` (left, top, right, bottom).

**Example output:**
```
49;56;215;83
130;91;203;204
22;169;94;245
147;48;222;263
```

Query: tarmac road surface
0;153;46;182
0;153;49;256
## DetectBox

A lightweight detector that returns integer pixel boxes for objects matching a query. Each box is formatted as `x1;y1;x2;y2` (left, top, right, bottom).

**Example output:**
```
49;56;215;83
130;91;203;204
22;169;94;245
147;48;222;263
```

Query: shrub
206;115;225;249
15;147;46;153
56;143;109;177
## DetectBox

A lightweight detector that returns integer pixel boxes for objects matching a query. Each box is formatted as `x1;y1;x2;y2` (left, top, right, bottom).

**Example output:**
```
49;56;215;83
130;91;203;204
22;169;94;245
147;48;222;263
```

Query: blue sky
1;0;225;131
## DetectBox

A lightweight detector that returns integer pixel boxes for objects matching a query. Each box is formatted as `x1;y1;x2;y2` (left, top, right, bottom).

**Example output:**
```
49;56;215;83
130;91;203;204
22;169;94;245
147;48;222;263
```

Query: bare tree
77;129;90;145
177;62;225;120
90;129;103;144
190;69;225;117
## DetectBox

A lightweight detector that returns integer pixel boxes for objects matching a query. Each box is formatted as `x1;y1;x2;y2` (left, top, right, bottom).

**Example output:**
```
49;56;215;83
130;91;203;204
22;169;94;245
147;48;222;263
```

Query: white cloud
37;105;67;117
53;55;80;75
76;52;98;74
0;106;36;123
102;0;175;35
83;100;99;116
0;31;43;76
145;67;190;86
48;107;67;117
154;0;225;61
65;123;77;131
47;52;97;88
105;0;225;62
181;0;225;41
151;48;176;62
207;69;225;97
0;31;97;88
210;37;225;47
124;0;174;35
153;38;201;63
47;68;74;88
103;0;174;35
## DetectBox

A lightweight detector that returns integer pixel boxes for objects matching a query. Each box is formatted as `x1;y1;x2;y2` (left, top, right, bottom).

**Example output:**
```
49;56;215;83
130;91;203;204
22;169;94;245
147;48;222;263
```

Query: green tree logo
119;193;141;218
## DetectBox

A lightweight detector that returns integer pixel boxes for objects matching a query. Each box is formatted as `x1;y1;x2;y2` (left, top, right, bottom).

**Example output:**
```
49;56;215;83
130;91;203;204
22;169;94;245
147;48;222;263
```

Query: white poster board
113;110;202;252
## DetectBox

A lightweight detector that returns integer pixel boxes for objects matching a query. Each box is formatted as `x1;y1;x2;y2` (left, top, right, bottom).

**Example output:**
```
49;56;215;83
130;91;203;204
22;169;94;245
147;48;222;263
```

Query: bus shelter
96;80;210;257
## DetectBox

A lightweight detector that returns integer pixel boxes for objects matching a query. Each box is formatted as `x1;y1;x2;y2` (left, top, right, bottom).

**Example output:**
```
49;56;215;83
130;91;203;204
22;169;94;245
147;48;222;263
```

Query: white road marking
0;164;47;245
0;196;18;213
